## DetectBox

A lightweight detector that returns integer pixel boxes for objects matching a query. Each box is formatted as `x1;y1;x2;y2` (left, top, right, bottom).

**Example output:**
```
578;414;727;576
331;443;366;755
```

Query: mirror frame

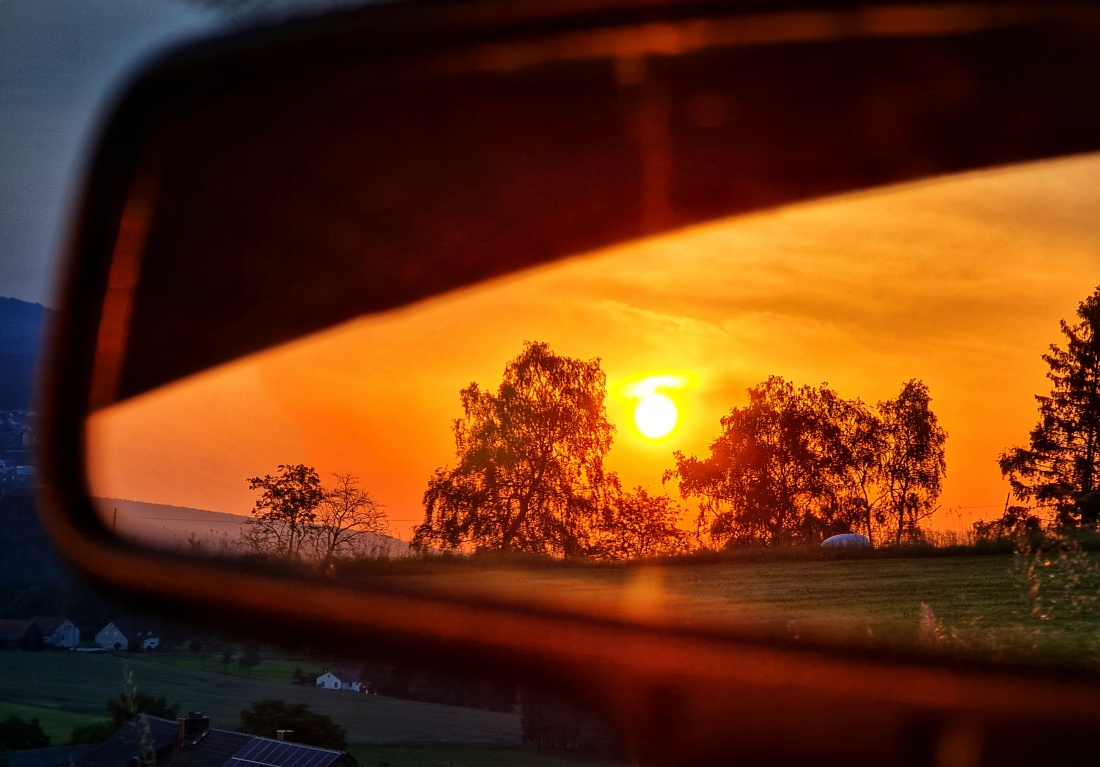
37;1;1100;763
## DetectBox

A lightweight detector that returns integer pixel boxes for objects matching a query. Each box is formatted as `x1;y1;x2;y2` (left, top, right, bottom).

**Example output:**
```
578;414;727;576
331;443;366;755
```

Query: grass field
392;550;1100;665
0;652;521;747
0;700;106;745
135;654;327;684
655;551;1100;661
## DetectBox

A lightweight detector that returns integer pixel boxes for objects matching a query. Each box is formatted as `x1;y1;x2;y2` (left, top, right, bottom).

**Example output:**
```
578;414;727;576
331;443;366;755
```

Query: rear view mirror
38;2;1100;763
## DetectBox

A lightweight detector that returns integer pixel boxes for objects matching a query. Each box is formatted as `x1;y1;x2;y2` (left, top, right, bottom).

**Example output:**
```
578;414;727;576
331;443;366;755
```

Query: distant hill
0;297;63;589
97;497;411;558
0;296;52;409
0;487;68;588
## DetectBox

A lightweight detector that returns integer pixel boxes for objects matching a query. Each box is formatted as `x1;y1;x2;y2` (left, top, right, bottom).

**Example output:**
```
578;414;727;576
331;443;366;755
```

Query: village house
32;616;80;648
95;622;159;651
0;619;43;651
314;667;366;693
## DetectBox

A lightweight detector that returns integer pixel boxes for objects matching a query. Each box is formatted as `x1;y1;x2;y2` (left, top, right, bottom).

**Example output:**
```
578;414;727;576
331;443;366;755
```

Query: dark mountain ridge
0;296;52;410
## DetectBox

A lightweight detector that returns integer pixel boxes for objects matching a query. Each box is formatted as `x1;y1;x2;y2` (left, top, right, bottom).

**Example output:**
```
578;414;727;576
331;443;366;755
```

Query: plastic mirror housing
37;2;1100;764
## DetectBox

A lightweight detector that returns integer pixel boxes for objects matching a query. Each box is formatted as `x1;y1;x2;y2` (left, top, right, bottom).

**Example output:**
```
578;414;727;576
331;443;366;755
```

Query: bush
107;692;180;726
238;701;346;749
520;692;621;757
69;721;116;745
0;716;50;751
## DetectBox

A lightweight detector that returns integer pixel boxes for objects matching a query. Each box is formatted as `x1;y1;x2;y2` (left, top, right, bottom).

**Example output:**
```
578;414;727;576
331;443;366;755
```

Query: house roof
98;622;156;641
31;616;70;635
0;619;38;641
75;717;356;767
323;666;362;684
97;622;134;640
76;715;179;767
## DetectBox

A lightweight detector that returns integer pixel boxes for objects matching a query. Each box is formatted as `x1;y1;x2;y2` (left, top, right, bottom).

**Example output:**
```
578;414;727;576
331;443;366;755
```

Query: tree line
247;285;1100;560
411;341;946;554
669;376;945;548
239;468;387;561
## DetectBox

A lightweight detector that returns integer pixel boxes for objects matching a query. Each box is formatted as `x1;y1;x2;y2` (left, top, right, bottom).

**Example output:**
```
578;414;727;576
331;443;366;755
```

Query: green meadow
4;551;1099;765
0;652;521;746
388;550;1100;664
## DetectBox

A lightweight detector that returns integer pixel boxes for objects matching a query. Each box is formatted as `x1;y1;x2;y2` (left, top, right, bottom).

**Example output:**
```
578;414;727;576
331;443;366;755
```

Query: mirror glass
86;151;1100;663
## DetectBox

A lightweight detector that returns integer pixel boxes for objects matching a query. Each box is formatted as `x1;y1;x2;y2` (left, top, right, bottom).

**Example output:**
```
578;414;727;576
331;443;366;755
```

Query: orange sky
87;153;1100;541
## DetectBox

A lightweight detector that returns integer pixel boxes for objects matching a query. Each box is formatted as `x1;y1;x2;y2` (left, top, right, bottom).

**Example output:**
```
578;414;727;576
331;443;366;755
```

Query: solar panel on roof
224;737;340;767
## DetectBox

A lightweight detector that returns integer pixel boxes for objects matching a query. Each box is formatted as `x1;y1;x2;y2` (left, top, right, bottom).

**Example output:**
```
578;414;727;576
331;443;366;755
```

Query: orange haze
87;153;1100;540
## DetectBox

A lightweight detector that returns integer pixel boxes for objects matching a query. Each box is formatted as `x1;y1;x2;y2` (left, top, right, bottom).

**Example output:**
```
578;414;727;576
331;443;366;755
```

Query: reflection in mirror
87;153;1100;663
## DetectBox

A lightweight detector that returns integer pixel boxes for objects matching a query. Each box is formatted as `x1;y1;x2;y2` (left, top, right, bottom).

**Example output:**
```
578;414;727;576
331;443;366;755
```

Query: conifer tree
1001;287;1100;528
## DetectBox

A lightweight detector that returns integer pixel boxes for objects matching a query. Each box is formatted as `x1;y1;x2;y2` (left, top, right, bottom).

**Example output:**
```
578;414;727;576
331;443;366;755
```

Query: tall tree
311;473;387;562
668;376;945;548
242;464;324;560
413;342;614;557
877;379;947;545
238;644;262;678
832;395;888;544
668;377;855;547
1001;287;1100;529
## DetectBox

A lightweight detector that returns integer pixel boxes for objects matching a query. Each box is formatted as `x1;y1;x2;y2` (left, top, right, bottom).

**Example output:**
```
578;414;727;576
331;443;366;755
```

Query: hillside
97;497;411;557
0;296;50;410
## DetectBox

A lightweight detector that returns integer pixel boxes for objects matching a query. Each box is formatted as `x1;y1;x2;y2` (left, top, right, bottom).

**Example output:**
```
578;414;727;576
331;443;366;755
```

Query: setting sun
635;392;678;438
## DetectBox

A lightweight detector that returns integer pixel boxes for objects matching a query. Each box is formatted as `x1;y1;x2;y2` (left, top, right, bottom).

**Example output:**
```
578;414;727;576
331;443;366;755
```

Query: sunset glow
86;153;1100;541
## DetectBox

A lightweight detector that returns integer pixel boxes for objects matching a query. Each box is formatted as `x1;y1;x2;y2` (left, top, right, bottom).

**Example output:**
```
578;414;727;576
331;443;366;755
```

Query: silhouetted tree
877;379;947;545
189;638;205;670
311;474;387;562
238;700;346;749
669;376;945;547
106;691;179;727
414;342;614;557
1001;287;1100;530
0;716;49;752
521;692;621;757
668;377;856;547
68;720;115;745
242;464;324;560
238;644;262;678
831;395;887;543
597;484;688;560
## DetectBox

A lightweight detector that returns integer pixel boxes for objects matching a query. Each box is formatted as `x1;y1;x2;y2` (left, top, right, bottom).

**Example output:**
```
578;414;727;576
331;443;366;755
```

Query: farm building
32;616;80;648
315;667;365;692
0;619;43;651
95;622;159;651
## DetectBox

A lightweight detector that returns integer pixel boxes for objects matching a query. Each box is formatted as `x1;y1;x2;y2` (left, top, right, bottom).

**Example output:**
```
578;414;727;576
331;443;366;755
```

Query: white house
32;616;80;648
95;622;159;651
315;667;364;692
